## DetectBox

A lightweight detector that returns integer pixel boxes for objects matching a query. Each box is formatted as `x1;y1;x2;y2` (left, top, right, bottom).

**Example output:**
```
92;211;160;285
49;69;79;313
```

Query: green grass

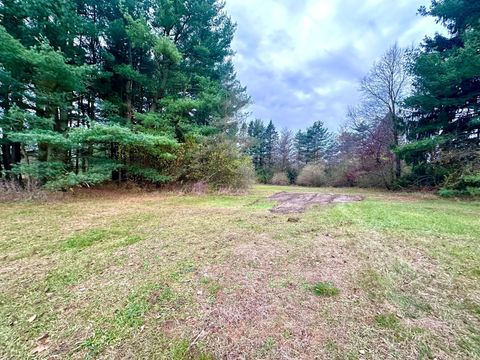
64;229;110;249
311;282;340;297
375;313;400;329
0;185;479;359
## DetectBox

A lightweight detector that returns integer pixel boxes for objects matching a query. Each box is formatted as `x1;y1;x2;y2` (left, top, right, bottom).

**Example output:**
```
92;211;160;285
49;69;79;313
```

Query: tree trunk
151;94;158;112
1;144;11;180
52;106;70;163
12;142;22;185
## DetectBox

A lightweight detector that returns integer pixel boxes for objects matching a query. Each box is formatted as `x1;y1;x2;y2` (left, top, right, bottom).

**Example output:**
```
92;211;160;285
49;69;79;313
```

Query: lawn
0;185;479;359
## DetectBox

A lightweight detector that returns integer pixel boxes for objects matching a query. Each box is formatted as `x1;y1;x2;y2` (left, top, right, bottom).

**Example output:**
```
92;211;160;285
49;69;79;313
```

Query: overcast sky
224;0;444;131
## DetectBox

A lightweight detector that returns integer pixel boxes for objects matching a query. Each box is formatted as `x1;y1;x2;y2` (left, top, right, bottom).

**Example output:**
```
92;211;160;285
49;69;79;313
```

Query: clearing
0;185;479;359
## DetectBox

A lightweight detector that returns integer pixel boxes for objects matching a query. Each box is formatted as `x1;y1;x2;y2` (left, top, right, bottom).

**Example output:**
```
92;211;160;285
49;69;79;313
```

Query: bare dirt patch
269;192;364;214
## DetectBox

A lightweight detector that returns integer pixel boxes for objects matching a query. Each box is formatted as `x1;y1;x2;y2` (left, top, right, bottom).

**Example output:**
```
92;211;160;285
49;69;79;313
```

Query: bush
356;169;393;189
296;163;327;187
185;136;255;191
286;168;298;184
439;172;480;197
256;168;274;184
395;163;449;188
325;159;358;187
270;172;289;186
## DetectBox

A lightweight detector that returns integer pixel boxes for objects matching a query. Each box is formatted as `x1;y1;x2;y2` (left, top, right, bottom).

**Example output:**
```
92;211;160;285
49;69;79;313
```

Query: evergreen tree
294;130;309;165
244;119;278;182
263;120;278;169
402;0;480;193
0;0;249;189
247;119;266;170
305;120;333;163
295;121;333;165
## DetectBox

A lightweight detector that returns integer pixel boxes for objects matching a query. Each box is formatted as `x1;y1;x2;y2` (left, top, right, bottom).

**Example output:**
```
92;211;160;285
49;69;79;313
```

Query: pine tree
402;0;480;193
305;120;333;163
263;120;278;169
247;119;266;170
294;130;309;166
295;121;333;165
0;0;249;189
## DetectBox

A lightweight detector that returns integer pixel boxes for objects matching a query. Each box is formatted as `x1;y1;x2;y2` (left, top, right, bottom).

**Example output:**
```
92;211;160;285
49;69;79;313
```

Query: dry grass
0;179;61;202
0;185;479;359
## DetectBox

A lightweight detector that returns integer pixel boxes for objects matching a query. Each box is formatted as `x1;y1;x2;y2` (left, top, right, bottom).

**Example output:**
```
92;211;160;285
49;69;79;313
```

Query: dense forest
1;0;479;196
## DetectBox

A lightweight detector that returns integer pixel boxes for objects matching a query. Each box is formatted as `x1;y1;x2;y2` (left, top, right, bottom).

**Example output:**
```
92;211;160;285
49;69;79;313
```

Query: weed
357;268;389;300
312;282;340;297
170;262;196;280
117;235;144;247
45;268;80;288
282;329;293;339
257;336;276;357
115;297;149;327
170;340;190;360
375;313;400;329
82;329;118;357
417;342;434;359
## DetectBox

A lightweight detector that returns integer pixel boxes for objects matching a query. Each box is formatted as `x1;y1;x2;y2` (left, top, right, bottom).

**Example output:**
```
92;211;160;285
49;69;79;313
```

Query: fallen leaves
31;333;49;355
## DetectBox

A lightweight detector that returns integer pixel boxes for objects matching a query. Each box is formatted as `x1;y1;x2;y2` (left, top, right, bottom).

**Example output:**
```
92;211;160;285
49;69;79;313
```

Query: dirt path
269;192;363;214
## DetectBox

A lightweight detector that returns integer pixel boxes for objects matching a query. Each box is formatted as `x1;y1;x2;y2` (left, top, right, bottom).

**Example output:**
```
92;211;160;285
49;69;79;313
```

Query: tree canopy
401;0;480;195
0;0;250;189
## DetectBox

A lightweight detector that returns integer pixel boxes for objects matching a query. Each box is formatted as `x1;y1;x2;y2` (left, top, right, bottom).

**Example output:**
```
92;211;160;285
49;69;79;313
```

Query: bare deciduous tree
276;128;295;171
360;43;411;179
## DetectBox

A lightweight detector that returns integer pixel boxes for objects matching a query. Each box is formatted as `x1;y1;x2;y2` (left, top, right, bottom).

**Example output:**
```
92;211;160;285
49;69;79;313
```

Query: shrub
325;159;358;187
190;181;209;194
356;169;393;189
296;163;327;187
439;172;480;197
185;136;255;191
395;163;449;188
270;172;289;186
256;168;274;184
286;168;298;184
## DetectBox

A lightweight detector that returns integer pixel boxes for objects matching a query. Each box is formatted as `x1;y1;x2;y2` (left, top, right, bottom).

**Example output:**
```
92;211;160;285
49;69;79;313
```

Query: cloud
224;0;444;131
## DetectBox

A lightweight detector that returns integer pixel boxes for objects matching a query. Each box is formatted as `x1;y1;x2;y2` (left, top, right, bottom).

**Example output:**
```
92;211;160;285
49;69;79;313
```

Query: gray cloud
225;0;444;131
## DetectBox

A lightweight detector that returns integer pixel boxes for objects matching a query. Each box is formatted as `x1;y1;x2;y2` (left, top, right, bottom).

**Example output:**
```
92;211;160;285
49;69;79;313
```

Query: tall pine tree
402;0;480;194
0;0;249;189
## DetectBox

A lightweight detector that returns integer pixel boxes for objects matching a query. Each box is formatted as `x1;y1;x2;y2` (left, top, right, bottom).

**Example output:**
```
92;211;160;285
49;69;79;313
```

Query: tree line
0;0;252;191
238;119;333;185
1;0;479;196
241;0;480;196
338;0;480;196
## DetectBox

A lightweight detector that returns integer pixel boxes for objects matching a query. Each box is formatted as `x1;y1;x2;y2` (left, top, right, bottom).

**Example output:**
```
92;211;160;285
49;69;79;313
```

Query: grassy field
1;185;479;359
